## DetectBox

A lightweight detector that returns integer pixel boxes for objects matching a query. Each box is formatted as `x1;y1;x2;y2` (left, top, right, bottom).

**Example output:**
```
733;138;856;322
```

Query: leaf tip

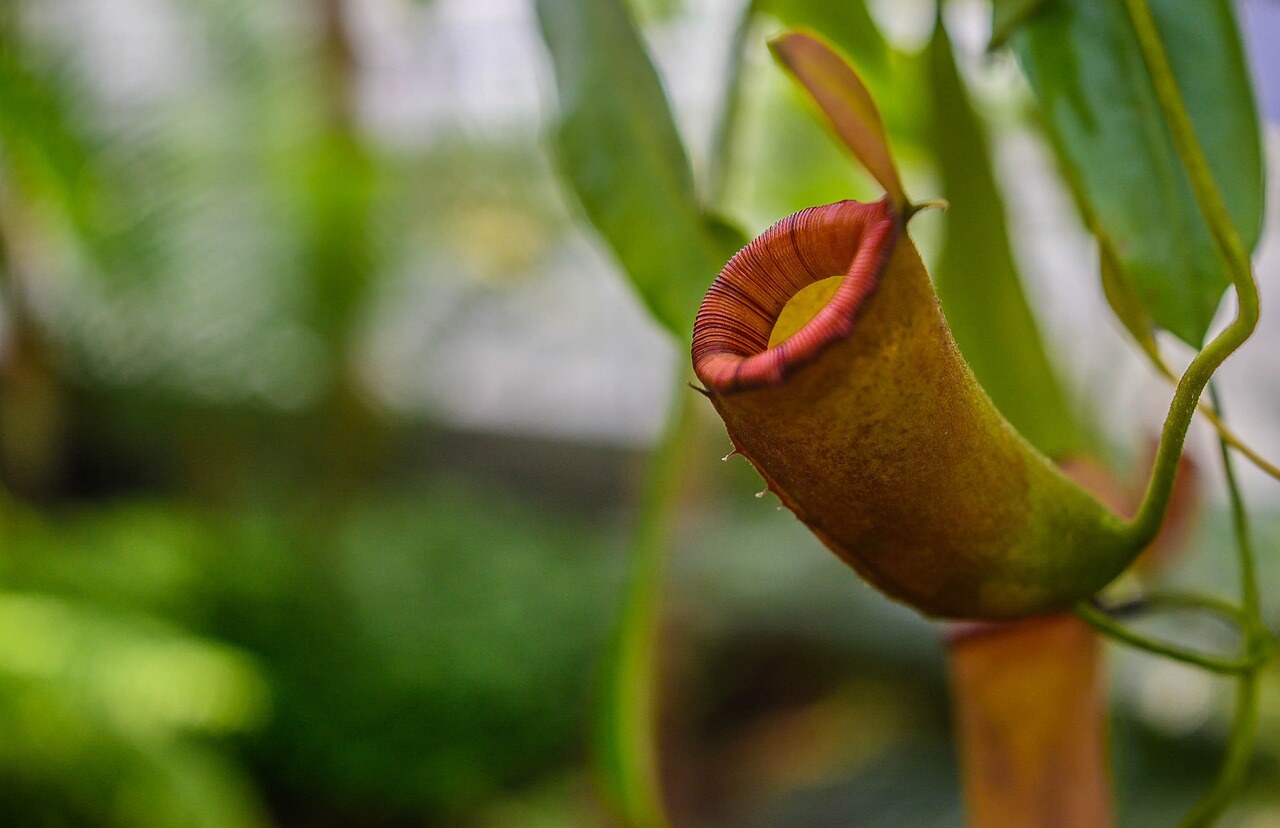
768;29;909;212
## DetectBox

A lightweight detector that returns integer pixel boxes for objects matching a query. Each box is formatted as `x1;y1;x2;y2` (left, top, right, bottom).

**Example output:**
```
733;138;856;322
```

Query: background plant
0;0;1276;825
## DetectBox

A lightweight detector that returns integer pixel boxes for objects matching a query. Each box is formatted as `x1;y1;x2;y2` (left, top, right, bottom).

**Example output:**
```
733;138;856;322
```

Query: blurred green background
0;0;1278;825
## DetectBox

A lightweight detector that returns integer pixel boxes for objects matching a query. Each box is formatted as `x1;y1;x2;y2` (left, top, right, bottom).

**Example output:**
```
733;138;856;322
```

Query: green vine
1176;385;1266;827
1119;0;1260;552
1135;590;1250;626
1074;600;1266;676
1082;0;1270;654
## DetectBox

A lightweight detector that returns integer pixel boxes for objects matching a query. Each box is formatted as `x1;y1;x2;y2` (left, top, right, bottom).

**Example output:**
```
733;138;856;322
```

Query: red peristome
691;198;900;393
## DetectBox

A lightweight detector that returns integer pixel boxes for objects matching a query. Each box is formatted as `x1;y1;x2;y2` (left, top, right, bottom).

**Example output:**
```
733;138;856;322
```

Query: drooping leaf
770;32;907;211
535;0;745;342
1010;0;1263;346
926;21;1083;459
759;0;887;77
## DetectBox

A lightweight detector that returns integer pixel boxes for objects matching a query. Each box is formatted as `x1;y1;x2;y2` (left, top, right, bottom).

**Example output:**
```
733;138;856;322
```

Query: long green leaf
536;5;738;825
1010;0;1263;346
536;0;745;342
989;0;1050;50
927;21;1083;460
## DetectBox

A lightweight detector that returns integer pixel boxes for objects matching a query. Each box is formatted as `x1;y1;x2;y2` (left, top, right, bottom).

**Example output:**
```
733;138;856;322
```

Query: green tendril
1073;601;1263;676
1120;0;1261;552
1176;385;1269;827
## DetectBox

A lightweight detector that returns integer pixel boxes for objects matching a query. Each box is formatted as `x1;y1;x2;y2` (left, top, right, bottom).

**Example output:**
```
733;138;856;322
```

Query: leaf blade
926;21;1083;459
769;31;906;210
535;0;744;342
989;0;1050;51
1010;0;1263;346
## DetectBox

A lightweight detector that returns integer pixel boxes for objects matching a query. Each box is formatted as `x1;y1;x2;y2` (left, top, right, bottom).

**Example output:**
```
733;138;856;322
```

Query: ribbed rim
691;198;900;394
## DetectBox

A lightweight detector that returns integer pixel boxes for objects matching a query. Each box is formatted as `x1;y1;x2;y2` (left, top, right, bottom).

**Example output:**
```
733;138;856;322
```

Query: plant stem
1178;385;1265;827
1211;386;1261;620
1143;354;1280;482
1114;10;1273;808
1191;401;1280;482
1181;672;1260;828
1073;601;1261;676
1110;590;1248;627
948;614;1113;827
1120;0;1260;550
595;383;697;828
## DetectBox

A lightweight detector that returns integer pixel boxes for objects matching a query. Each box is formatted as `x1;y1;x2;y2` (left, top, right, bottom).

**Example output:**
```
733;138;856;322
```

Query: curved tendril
1073;600;1268;675
1108;590;1249;627
1177;386;1271;826
1119;0;1261;550
1135;344;1280;482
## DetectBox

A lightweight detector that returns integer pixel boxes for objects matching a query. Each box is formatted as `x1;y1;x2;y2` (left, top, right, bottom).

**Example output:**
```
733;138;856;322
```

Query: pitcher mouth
691;198;901;394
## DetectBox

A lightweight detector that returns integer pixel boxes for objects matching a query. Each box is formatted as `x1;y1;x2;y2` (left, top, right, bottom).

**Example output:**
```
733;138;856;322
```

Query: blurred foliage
0;0;1271;825
0;0;622;821
989;0;1047;50
209;481;621;821
0;499;268;826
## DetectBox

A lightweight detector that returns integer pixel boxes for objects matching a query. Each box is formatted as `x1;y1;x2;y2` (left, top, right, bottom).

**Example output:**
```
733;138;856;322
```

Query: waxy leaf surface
1011;0;1263;346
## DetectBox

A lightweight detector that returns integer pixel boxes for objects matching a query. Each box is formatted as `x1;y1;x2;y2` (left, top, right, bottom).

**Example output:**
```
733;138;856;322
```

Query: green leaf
769;32;907;210
759;0;887;77
1010;0;1263;346
535;0;745;342
926;21;1083;459
989;0;1050;50
1097;231;1163;369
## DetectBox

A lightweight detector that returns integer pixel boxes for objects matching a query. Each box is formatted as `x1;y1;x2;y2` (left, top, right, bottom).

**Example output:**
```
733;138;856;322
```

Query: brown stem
947;614;1113;828
0;191;65;500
